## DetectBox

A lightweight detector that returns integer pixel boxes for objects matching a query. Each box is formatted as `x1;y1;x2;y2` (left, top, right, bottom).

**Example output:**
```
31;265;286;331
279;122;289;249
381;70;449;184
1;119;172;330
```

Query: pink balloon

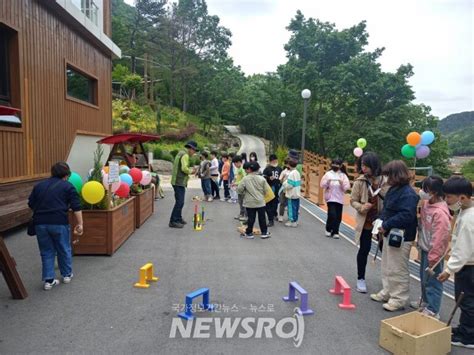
353;147;363;158
102;173;120;192
416;145;430;159
140;170;152;186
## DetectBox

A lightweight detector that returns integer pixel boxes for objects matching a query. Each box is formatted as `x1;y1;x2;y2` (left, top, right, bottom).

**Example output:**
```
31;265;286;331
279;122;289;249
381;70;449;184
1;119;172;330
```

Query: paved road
225;125;267;166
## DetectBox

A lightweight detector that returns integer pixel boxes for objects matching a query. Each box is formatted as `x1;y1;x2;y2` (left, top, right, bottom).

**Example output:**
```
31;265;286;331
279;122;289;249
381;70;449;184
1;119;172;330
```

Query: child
410;176;451;318
197;152;212;202
232;155;247;219
438;176;474;349
220;153;231;201
229;153;238;203
263;154;282;227
278;158;291;222
237;161;270;239
320;158;350;239
283;160;301;227
210;151;220;200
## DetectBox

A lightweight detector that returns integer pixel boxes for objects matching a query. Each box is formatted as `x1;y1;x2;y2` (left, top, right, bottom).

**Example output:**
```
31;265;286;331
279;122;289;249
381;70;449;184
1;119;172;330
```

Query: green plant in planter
130;183;143;195
82;144;110;210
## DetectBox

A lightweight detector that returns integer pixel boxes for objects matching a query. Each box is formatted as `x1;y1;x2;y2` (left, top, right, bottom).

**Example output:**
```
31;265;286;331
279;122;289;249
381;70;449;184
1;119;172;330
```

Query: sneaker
260;232;271;239
268;220;274;227
410;300;427;310
240;233;254;239
169;222;184;228
451;335;474;349
220;198;229;202
356;279;367;293
332;234;340;239
291;222;298;228
383;301;405;312
234;215;242;220
62;274;73;284
43;279;59;291
285;221;293;227
325;231;331;237
277;216;284;222
179;220;187;225
421;307;440;319
370;292;389;303
207;197;213;202
239;216;248;221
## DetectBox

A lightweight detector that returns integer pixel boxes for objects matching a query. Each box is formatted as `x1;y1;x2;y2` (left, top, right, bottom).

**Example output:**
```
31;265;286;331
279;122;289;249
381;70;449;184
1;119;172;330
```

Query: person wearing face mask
249;152;258;162
263;154;283;227
409;176;451;319
438;176;474;349
320;158;350;239
350;152;388;293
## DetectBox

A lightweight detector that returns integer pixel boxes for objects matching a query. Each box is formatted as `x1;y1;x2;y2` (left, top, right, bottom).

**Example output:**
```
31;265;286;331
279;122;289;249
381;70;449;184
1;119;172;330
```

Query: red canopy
0;105;21;115
97;133;160;145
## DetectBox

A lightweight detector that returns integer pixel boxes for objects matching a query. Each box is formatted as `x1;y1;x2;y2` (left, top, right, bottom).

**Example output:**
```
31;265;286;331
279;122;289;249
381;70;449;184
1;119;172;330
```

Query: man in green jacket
169;141;198;228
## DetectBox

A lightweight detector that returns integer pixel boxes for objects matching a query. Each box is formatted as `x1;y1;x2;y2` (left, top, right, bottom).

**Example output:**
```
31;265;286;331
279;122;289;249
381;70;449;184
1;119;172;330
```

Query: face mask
419;190;432;201
250;157;255;161
271;162;278;167
448;200;462;212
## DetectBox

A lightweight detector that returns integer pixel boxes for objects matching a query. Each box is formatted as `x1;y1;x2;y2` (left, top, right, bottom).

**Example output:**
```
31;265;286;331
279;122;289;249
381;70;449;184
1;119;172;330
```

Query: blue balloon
421;131;435;145
120;173;133;186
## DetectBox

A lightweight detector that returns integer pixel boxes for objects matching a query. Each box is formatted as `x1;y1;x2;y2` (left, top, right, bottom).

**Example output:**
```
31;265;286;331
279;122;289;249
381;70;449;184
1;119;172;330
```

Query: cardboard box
379;311;451;355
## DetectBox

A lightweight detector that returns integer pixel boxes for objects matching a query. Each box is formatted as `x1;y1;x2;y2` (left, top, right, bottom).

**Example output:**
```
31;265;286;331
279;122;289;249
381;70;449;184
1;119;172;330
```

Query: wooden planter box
379;311;451;355
132;187;154;228
71;197;136;256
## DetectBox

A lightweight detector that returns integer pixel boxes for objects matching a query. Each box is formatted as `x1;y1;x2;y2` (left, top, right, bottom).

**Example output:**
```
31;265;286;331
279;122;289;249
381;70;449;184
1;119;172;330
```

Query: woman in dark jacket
370;160;419;311
28;162;83;290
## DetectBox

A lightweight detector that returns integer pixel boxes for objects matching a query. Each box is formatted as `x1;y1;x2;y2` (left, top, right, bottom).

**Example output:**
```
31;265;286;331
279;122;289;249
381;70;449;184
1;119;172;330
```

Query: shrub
153;146;163;160
461;159;474;181
275;145;289;167
170;149;179;158
161;123;198;141
161;150;174;162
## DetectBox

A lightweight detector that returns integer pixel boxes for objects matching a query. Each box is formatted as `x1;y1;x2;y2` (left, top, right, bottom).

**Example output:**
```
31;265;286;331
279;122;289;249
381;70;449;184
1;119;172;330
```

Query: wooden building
0;0;121;231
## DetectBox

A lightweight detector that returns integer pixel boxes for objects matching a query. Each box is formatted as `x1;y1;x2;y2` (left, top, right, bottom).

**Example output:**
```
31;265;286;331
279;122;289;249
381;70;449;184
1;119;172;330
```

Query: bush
189;155;201;167
170;149;179;158
161;123;198;141
275;145;288;167
461;159;474;181
161;150;174;162
153;146;163;160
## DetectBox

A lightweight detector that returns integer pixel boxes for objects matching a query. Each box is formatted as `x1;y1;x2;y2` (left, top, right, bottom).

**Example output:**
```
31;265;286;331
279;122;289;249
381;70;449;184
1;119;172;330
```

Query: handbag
264;182;275;204
388;228;405;248
27;180;62;236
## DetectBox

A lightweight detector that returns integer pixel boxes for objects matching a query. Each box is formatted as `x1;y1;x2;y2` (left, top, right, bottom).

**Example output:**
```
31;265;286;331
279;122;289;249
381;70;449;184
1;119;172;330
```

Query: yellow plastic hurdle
133;263;159;288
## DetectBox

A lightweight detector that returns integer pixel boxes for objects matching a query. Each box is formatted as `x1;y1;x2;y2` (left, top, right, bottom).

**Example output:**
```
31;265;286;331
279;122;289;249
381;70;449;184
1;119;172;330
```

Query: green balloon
357;138;367;149
68;172;83;193
401;144;416;159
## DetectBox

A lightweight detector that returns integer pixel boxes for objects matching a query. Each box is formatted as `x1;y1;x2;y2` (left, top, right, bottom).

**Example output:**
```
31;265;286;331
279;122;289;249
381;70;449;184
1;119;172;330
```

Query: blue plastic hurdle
282;281;314;315
178;287;214;320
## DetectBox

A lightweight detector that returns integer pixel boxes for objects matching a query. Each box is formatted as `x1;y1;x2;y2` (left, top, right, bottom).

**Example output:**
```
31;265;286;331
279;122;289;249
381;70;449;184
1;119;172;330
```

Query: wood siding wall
0;0;113;183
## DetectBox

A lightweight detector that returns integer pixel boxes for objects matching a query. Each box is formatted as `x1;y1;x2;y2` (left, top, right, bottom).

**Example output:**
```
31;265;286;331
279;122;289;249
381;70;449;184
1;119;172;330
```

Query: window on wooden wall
0;23;21;128
66;64;98;106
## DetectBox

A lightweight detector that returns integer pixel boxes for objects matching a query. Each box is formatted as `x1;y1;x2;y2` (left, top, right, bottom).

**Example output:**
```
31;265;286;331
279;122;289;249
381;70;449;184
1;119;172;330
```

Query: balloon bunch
353;138;367;158
401;131;435;159
67;167;154;205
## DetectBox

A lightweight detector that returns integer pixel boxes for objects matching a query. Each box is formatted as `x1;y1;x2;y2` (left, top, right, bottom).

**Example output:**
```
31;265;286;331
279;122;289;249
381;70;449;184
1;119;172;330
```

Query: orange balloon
103;166;109;174
406;132;421;146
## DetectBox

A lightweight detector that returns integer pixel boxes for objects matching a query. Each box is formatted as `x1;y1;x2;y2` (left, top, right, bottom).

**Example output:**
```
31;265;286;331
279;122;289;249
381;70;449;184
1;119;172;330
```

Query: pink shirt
320;170;350;204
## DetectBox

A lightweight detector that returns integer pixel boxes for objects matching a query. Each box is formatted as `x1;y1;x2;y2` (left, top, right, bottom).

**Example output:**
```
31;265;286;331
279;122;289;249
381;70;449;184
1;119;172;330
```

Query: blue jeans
201;179;212;196
170;185;186;223
287;198;300;222
420;249;444;314
36;224;72;280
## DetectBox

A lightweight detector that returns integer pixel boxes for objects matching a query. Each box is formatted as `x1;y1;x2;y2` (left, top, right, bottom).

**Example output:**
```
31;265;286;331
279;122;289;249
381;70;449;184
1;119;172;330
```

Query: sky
123;0;473;119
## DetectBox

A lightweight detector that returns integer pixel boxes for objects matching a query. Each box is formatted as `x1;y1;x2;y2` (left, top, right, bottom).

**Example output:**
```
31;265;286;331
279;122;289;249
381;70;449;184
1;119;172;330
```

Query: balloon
81;181;105;205
406;132;421;146
421;131;435;145
103;166;110;174
115;182;130;198
119;165;130;174
120;173;133;186
129;168;143;184
140;171;152;186
353;147;363;157
401;144;416;158
68;172;83;193
416;145;430;159
357;138;367;149
102;173;120;192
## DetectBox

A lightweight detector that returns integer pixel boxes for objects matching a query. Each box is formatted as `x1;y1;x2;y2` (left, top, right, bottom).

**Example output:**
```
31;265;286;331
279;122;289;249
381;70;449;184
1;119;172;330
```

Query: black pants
223;180;230;199
357;229;373;280
211;176;220;199
326;202;343;235
455;265;474;341
266;191;279;222
246;207;267;235
170;185;185;223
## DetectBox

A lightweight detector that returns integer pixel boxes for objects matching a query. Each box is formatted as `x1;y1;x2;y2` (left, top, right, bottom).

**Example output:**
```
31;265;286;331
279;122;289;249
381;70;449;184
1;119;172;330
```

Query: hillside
439;111;474;155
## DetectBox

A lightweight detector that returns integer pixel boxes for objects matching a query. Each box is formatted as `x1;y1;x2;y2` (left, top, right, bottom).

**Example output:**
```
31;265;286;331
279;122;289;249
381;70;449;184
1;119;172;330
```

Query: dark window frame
0;26;12;105
65;62;99;108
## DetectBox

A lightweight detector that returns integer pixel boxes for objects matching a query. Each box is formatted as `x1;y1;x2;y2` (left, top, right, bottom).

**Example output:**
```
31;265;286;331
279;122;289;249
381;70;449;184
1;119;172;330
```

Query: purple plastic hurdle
282;281;314;315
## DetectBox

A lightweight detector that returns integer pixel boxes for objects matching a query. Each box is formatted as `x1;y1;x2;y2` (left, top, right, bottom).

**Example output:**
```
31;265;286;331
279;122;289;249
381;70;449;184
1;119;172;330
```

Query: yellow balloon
82;181;105;205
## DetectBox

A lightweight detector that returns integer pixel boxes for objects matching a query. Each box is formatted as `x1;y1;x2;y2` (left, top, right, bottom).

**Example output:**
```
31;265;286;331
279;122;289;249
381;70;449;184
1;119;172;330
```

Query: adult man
169;141;198;228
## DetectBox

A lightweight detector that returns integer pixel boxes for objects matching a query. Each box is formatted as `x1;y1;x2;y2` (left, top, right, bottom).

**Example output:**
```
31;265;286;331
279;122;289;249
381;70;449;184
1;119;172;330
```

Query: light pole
301;89;311;163
280;112;286;146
